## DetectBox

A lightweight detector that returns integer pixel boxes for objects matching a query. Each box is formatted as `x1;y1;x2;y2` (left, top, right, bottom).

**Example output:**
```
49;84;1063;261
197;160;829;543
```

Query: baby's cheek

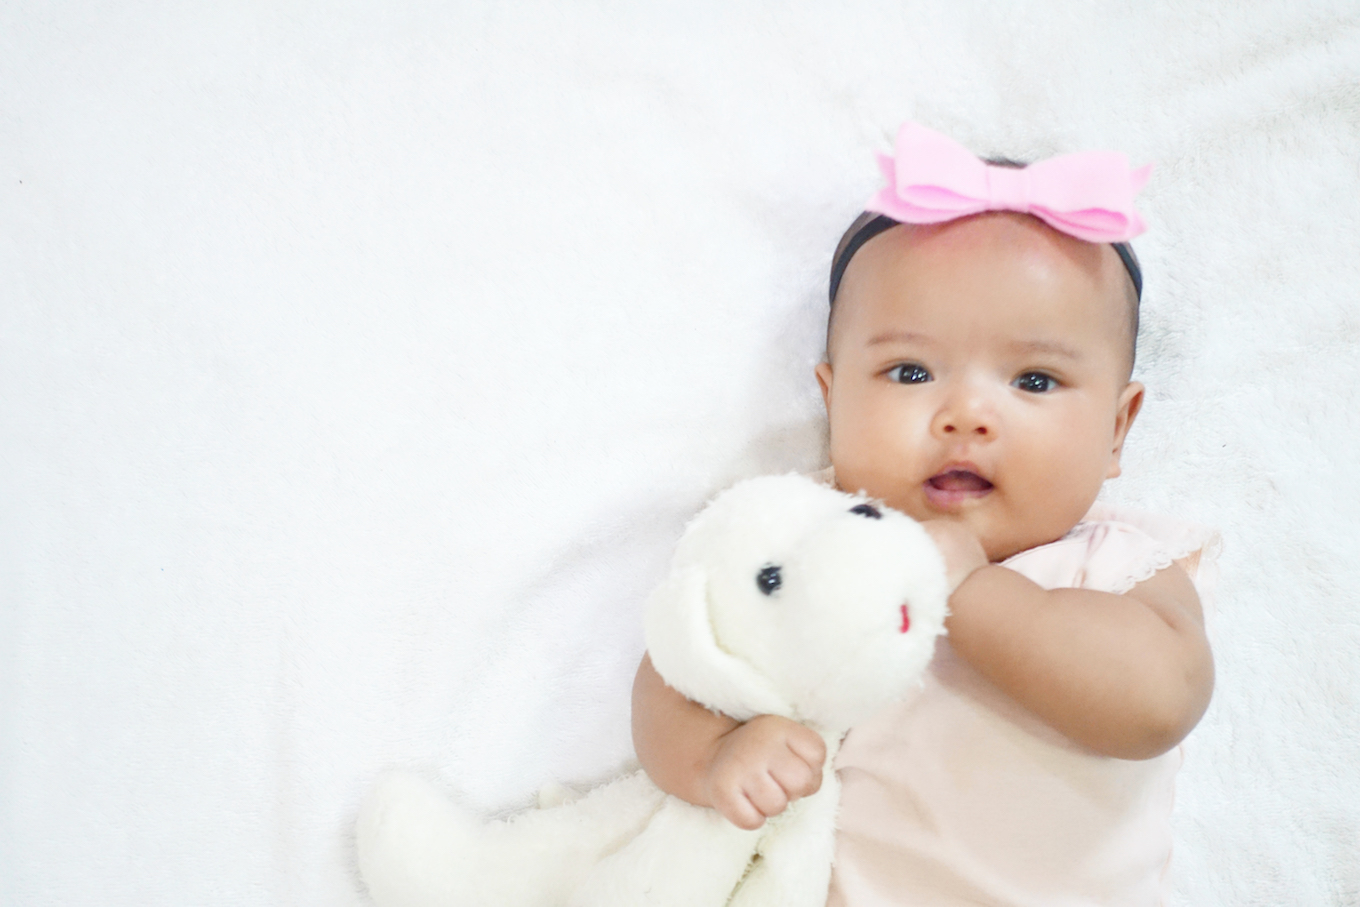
1028;473;1103;539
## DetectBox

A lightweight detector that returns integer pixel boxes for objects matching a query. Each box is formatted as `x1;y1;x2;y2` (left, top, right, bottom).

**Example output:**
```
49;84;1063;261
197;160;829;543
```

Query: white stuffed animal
356;473;948;907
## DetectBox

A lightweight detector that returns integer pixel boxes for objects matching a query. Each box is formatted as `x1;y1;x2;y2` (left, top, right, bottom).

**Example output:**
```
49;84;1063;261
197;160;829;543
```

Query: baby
632;122;1217;905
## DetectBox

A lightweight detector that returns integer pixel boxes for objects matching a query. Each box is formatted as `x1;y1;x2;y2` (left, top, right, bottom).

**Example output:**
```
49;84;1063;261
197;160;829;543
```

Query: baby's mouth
924;469;994;507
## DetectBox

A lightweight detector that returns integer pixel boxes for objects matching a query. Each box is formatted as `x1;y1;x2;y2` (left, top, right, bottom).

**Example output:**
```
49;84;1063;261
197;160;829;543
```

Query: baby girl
632;122;1218;905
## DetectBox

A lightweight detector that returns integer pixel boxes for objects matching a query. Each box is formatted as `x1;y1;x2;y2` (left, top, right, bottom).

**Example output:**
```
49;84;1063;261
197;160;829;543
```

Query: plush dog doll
356;473;948;907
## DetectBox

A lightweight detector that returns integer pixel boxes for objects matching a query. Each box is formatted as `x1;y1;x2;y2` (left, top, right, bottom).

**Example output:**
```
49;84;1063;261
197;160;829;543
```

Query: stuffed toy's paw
357;473;948;907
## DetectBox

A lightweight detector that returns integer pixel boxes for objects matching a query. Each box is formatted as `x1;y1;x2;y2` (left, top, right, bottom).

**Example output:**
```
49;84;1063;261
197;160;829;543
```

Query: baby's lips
927;469;994;492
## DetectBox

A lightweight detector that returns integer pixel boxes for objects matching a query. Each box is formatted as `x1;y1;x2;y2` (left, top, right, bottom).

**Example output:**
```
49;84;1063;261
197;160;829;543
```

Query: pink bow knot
984;166;1032;214
867;122;1151;243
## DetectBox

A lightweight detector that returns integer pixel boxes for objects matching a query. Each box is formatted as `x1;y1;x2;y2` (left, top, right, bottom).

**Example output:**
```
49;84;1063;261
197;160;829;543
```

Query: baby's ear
1108;381;1145;478
815;361;834;411
644;566;790;722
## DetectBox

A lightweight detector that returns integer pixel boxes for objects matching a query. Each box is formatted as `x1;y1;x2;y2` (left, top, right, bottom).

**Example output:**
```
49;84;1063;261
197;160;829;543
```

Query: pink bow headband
830;122;1150;303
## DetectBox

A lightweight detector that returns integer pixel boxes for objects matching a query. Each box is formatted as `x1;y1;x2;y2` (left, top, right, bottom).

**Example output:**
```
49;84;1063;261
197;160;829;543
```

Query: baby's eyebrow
866;330;933;347
1010;340;1083;360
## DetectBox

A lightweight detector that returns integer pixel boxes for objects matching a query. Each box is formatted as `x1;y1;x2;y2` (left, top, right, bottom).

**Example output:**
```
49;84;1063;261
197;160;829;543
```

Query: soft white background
3;2;1359;904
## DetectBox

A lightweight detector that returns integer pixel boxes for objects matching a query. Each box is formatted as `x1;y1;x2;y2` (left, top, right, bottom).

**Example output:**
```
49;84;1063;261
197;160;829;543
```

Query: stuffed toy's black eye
756;565;782;595
849;503;882;519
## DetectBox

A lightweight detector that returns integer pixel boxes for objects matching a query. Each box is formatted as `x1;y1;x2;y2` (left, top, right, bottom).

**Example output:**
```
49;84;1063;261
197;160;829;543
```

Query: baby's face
817;212;1143;562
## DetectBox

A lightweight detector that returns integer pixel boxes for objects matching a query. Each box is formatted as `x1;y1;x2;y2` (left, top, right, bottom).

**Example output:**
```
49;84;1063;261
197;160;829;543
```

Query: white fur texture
4;4;1359;905
355;474;947;907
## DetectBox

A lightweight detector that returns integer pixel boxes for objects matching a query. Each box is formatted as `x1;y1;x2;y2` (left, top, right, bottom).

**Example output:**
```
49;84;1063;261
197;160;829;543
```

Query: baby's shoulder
1004;504;1220;598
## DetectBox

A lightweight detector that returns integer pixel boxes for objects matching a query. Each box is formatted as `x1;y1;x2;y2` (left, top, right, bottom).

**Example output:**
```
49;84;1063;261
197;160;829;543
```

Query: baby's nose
942;419;989;436
932;391;996;438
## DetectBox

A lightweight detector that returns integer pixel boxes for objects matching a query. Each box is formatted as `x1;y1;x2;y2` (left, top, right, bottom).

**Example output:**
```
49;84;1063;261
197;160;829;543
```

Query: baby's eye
888;363;932;385
1013;371;1058;394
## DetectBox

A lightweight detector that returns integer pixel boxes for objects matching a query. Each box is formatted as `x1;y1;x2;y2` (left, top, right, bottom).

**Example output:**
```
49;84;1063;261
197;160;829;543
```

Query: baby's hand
920;519;989;592
700;714;826;830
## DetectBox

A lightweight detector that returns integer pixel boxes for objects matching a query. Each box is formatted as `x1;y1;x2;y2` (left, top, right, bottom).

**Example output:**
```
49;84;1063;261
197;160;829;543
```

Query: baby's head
816;208;1145;562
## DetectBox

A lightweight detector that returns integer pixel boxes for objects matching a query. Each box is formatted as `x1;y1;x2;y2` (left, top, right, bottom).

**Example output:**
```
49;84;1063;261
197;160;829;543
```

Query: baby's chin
898;508;1074;564
981;518;1091;563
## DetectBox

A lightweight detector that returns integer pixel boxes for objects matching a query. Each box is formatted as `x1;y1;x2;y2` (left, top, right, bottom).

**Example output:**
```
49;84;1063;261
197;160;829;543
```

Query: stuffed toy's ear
644;566;791;722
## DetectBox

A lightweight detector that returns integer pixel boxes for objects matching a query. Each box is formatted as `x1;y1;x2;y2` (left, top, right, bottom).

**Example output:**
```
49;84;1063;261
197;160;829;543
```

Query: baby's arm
924;521;1214;760
631;654;827;830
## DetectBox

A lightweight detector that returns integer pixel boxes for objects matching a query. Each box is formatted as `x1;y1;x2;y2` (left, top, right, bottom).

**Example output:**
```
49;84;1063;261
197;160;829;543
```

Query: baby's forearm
945;563;1214;760
632;654;737;806
633;655;829;829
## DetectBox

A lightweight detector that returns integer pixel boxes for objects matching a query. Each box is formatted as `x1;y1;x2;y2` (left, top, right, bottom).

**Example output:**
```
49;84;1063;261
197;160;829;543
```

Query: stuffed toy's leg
566;797;761;907
357;769;666;907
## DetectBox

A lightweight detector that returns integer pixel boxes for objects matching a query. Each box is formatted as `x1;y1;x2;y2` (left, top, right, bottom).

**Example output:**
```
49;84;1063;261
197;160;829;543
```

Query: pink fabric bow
866;122;1151;243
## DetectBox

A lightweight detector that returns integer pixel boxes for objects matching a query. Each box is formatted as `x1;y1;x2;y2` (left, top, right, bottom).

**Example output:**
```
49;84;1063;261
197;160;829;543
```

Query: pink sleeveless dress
827;503;1220;907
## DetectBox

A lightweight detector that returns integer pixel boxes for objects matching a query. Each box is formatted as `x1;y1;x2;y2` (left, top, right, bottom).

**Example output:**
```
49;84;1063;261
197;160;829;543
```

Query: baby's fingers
768;744;823;801
783;727;828;776
742;771;792;822
712;785;768;831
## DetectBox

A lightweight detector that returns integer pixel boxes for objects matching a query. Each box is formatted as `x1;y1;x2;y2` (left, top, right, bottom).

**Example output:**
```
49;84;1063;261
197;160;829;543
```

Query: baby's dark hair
828;158;1142;376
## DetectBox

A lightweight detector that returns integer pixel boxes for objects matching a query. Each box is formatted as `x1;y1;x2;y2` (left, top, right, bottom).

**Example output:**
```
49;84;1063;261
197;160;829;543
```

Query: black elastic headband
828;213;1143;304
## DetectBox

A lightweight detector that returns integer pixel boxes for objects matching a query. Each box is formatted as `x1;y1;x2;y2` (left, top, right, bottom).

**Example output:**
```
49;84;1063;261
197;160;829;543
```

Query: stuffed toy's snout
356;474;948;907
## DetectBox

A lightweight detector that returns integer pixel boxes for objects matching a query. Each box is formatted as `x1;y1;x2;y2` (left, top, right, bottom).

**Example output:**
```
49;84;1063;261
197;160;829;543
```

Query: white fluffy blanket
3;3;1358;904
